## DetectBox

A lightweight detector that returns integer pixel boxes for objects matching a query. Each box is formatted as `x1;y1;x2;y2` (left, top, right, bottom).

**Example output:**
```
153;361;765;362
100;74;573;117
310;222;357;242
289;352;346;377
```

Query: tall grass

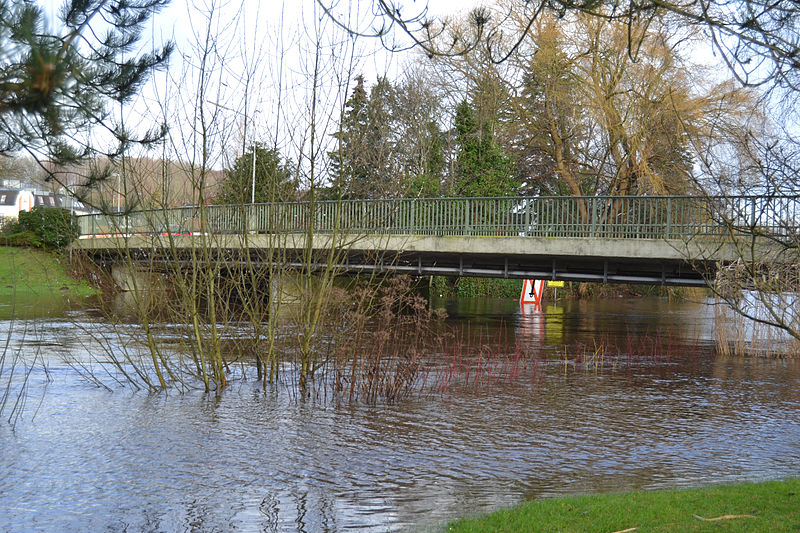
714;300;800;357
421;324;712;395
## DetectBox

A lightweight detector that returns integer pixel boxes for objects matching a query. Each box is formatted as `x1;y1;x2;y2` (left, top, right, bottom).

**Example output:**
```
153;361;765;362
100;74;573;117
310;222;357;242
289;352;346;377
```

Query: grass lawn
446;478;800;532
0;246;98;298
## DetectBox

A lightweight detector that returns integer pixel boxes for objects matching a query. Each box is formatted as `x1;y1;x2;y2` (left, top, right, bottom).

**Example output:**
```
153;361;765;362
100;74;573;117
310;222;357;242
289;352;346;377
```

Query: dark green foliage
5;207;79;250
330;76;398;198
330;76;370;197
217;145;297;204
0;229;41;249
0;0;172;194
404;172;441;198
454;100;519;197
431;276;521;298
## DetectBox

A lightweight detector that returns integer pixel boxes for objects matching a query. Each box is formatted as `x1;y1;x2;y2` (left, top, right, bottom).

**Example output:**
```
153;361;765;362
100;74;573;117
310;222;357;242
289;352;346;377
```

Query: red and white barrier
520;279;545;305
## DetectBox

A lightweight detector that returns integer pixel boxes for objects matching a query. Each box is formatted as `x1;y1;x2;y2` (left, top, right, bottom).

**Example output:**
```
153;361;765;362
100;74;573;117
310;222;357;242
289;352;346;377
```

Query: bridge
73;195;799;286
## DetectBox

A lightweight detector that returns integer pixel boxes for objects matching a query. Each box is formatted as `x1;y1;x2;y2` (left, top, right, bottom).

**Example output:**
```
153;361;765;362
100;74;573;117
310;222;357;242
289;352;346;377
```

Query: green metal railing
76;195;800;240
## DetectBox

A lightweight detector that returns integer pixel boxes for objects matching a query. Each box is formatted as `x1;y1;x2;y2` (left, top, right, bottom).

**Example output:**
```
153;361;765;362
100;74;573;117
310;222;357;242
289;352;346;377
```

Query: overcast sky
111;0;479;170
41;0;731;174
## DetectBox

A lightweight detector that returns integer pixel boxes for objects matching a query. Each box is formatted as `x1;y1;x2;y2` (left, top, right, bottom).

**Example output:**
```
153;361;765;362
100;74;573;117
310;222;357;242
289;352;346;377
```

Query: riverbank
430;276;706;300
0;246;98;298
445;478;800;532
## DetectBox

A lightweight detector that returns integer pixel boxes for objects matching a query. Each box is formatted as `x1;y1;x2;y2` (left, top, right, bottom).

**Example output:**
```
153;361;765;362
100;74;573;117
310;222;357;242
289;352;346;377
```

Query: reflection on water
0;291;75;320
1;297;800;532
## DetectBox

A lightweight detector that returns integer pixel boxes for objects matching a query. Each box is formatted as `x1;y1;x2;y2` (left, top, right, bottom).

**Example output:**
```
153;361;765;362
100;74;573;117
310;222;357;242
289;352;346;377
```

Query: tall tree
217;144;296;204
499;9;711;197
391;69;445;197
330;75;397;198
574;14;699;196
0;0;172;197
508;18;587;195
453;99;518;197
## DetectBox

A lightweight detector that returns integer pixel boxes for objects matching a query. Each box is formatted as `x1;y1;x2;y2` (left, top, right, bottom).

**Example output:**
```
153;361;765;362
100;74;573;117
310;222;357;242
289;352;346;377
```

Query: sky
36;0;758;178
30;0;485;181
114;0;477;169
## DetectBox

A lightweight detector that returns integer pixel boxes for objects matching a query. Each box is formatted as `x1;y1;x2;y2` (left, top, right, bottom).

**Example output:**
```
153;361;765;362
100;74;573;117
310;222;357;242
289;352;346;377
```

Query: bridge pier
111;264;164;293
269;270;333;317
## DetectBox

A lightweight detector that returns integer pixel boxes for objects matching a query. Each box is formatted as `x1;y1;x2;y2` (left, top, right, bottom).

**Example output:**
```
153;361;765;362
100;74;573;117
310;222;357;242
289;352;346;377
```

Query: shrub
0;229;42;248
14;207;79;250
431;276;521;298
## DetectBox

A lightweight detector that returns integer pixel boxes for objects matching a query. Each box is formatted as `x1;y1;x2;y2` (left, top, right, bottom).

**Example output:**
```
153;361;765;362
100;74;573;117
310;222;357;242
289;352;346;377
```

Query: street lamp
208;100;260;204
248;108;262;204
251;143;256;204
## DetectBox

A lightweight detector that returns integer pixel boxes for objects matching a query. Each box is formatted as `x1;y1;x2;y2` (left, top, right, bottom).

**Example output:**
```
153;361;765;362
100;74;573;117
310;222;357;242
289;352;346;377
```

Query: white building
0;189;35;224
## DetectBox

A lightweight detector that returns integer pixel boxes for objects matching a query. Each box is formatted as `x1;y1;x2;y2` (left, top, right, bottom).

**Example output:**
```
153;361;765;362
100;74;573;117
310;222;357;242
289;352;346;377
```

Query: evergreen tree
330;75;397;198
0;0;172;194
330;76;368;197
402;118;444;197
217;144;296;204
393;71;446;198
453;100;518;197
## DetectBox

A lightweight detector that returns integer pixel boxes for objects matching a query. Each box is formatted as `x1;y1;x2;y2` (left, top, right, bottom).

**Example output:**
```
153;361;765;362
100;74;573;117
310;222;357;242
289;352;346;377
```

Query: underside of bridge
77;233;716;287
323;249;712;286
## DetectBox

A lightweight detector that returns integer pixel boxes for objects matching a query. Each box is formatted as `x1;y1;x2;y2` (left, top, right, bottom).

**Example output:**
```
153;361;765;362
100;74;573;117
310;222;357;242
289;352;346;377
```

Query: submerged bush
431;276;520;298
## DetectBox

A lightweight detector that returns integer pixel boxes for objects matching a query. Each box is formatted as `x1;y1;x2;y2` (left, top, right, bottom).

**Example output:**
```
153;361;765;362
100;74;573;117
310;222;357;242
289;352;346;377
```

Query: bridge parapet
77;195;800;241
74;196;799;286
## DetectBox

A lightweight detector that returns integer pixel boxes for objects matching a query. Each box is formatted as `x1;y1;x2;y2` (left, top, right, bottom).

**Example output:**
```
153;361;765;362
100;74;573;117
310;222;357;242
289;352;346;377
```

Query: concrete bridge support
111;264;162;293
269;270;333;318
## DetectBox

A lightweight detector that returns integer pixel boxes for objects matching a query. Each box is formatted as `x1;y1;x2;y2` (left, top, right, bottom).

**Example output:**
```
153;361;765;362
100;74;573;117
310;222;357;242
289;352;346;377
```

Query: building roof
0;190;21;206
34;194;61;208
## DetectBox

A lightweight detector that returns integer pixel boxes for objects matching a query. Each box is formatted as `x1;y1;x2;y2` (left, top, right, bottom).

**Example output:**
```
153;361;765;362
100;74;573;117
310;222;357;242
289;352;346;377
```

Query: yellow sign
547;280;565;288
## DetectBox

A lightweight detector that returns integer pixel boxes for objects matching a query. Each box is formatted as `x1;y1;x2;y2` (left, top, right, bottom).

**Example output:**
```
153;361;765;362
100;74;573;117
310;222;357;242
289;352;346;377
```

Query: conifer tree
330;75;369;197
330;75;397;198
453;100;518;197
217;144;296;204
0;0;172;192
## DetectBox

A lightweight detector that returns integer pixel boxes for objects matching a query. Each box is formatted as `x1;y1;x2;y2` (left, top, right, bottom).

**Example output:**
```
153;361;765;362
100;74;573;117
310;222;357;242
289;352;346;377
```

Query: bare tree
318;0;800;90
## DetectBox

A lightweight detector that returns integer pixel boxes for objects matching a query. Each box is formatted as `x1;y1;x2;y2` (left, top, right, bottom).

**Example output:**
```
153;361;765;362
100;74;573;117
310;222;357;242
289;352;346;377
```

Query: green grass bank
0;246;98;298
445;478;800;532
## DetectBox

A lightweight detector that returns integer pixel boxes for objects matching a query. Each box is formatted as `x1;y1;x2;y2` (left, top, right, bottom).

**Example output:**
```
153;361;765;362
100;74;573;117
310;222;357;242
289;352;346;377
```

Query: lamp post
207;101;260;204
248;107;261;204
251;143;256;204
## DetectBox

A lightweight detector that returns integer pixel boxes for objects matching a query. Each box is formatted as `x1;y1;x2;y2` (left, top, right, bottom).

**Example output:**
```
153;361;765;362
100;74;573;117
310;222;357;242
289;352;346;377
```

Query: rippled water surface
2;296;800;532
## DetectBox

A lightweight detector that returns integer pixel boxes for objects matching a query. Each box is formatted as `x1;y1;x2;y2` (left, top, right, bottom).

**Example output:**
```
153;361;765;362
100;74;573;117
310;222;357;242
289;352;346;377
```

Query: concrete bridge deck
73;195;798;286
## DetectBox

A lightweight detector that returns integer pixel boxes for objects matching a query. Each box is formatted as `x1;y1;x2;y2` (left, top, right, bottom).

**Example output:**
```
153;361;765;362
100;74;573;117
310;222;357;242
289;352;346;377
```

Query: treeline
218;9;760;205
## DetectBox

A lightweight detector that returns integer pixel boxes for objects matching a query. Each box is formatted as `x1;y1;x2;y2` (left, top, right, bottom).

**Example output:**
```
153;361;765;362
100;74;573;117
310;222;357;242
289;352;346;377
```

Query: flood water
1;296;800;532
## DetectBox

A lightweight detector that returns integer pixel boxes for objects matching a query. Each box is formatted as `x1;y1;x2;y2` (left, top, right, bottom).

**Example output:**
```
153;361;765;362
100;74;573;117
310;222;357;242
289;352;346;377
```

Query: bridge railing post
464;200;472;235
409;199;415;235
523;198;530;237
666;197;672;239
